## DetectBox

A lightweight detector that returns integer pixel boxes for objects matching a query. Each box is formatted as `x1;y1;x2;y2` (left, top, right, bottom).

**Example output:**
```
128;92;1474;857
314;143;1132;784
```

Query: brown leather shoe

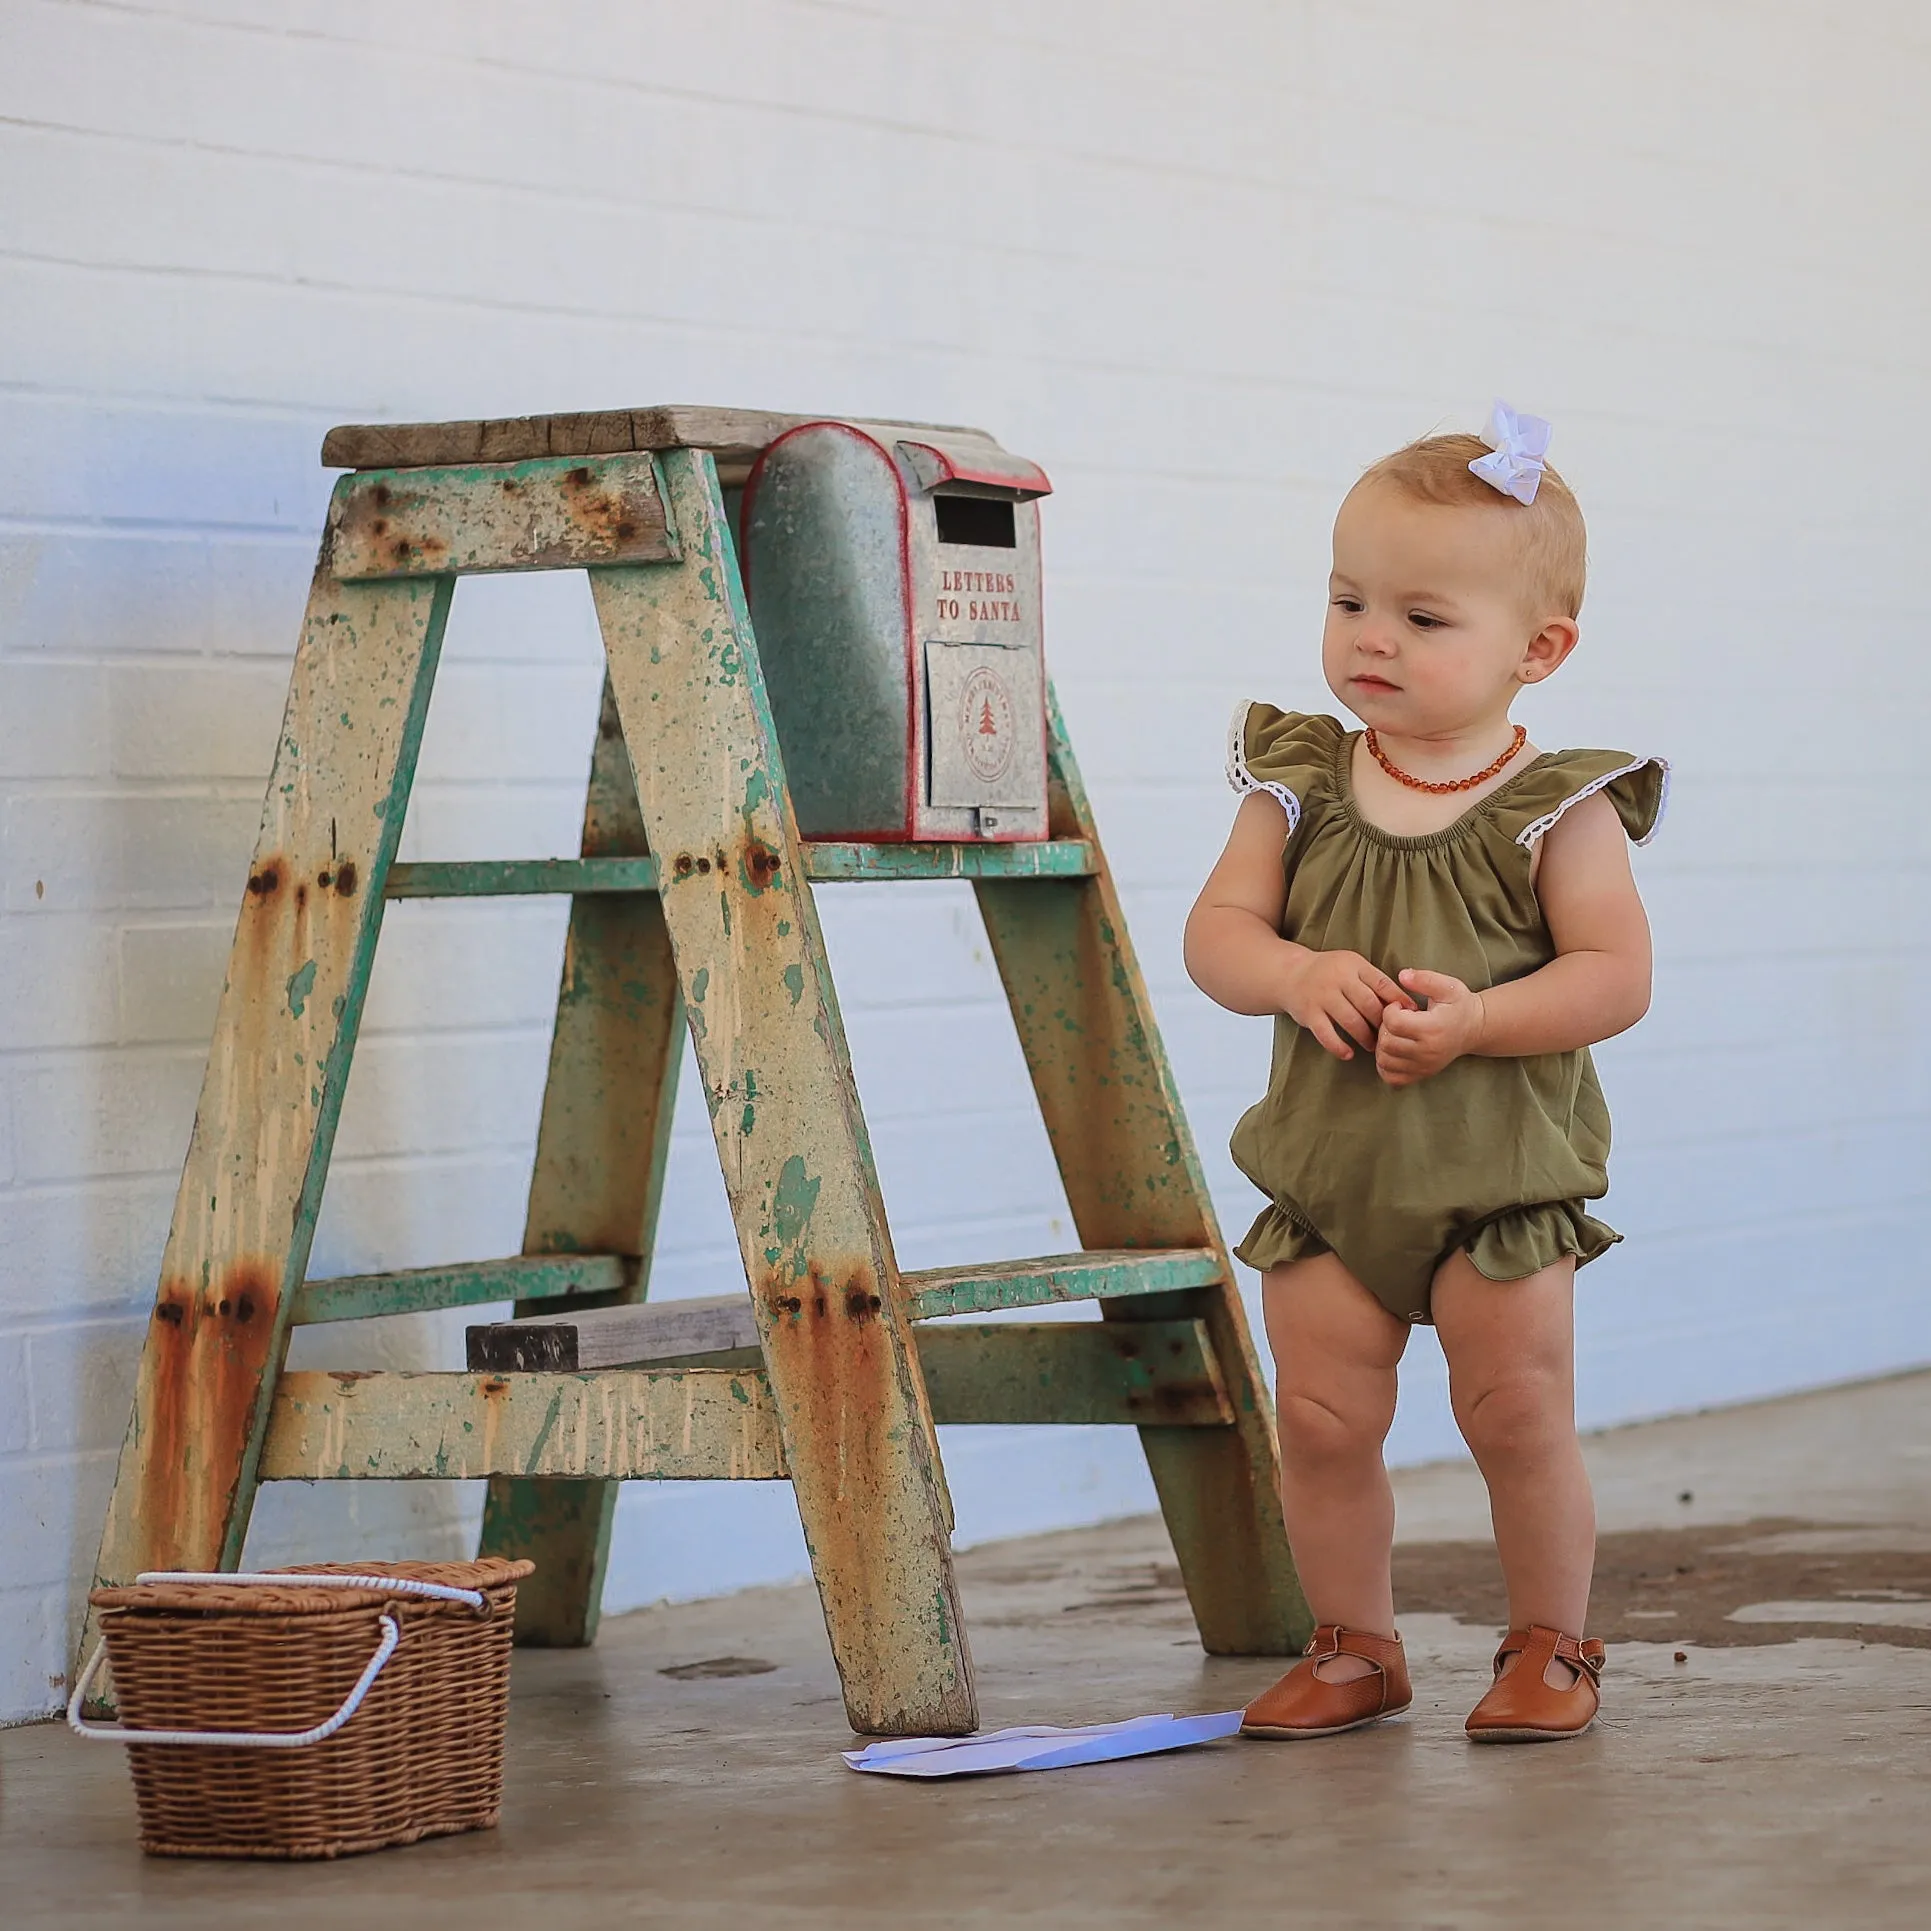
1465;1625;1605;1742
1241;1624;1411;1739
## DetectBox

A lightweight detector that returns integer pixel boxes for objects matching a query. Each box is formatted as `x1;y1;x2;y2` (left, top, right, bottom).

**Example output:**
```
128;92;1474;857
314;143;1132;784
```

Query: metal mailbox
739;421;1052;842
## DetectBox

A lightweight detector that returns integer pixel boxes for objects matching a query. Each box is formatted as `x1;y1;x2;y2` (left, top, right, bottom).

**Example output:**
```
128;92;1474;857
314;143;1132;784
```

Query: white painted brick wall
3;0;1928;1720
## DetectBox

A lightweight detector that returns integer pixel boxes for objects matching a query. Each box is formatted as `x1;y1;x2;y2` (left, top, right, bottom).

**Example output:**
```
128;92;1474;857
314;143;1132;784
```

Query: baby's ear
1519;616;1580;684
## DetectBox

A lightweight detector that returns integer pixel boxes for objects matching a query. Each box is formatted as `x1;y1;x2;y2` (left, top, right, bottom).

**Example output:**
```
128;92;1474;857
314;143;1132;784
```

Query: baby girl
1185;406;1664;1742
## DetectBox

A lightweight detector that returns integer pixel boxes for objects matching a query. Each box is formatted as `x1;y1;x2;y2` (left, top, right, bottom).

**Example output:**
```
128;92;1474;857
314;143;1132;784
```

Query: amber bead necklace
1364;722;1527;795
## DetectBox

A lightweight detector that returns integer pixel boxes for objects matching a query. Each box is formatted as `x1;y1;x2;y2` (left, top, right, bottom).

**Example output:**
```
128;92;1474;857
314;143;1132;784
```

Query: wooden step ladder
83;405;1306;1736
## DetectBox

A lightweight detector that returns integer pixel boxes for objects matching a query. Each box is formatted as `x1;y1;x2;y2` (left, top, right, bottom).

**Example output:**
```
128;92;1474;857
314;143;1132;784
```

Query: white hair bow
1468;400;1552;505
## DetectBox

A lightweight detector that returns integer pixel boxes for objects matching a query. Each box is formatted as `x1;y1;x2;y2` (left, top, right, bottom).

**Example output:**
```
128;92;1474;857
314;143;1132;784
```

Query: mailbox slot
934;494;1017;548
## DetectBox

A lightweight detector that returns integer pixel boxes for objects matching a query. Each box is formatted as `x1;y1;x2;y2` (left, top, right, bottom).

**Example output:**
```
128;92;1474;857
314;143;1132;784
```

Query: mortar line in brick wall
1645;950;1931;980
0;320;1915;442
304;1146;617;1178
1606;1202;1931;1254
0;371;336;422
38;0;1349;102
18;242;1906;398
0;658;332;681
1;366;1905;509
0;510;320;541
1523;1022;1925;1063
0;1032;550;1080
1611;1108;1931;1151
0;1445;113;1475
0;779;285;801
1338;0;1930;92
1;41;1334;196
1591;1201;1931;1265
10;1313;149;1343
0;111;1318;255
1645;940;1931;966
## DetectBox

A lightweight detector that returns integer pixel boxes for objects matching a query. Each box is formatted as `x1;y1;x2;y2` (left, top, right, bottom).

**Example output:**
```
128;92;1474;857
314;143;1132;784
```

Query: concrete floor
6;1371;1931;1928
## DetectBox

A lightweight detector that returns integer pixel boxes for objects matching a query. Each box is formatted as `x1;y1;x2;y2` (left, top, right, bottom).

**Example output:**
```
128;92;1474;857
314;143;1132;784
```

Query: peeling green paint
285;959;318;1018
525;1389;565;1473
771;1155;820;1280
782;963;804;1006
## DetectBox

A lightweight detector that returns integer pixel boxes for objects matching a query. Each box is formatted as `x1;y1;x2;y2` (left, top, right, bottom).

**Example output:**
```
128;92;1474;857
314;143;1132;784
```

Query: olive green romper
1226;702;1668;1324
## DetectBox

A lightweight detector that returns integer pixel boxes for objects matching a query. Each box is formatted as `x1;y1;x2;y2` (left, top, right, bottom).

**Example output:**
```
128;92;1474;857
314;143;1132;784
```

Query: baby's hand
1376;969;1487;1086
1280;950;1415;1061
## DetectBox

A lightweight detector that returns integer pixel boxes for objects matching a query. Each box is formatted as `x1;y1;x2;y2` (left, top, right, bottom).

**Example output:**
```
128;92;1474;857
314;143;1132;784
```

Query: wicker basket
78;1559;532;1859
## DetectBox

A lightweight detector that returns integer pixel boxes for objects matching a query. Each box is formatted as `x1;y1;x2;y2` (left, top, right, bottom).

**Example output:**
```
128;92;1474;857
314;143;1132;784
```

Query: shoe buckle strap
1548;1629;1606;1675
1495;1626;1605;1677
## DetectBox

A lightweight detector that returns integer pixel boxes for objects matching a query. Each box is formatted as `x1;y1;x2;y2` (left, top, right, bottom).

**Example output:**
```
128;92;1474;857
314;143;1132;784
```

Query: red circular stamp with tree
960;667;1016;784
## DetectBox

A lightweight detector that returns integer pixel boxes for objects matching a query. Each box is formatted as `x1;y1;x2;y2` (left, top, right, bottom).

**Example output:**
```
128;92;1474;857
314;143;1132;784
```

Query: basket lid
90;1557;534;1618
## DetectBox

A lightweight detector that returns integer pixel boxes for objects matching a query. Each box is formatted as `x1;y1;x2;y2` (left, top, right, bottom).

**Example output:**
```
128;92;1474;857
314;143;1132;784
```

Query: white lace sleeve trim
1513;754;1671;850
1224;699;1302;836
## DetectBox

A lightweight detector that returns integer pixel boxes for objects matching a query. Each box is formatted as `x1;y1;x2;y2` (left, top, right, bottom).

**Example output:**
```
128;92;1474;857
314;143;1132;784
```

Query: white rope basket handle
67;1570;487;1749
133;1571;489;1610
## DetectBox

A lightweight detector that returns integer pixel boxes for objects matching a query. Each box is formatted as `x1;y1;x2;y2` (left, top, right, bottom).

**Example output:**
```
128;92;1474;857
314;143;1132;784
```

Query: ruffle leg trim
1462;1201;1621;1283
1232;1200;1331;1273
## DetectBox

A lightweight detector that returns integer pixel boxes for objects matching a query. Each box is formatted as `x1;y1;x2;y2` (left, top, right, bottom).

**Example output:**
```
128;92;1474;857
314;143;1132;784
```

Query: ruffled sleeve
1490;750;1670;849
1225;702;1345;838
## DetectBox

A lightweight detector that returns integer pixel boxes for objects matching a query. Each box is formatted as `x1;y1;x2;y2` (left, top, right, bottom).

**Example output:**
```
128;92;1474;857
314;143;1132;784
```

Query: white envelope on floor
843;1709;1243;1778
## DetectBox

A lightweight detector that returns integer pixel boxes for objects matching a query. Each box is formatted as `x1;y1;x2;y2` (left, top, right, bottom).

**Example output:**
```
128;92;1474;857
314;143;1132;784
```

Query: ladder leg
478;676;684;1643
974;687;1308;1656
81;556;452;1681
589;450;975;1736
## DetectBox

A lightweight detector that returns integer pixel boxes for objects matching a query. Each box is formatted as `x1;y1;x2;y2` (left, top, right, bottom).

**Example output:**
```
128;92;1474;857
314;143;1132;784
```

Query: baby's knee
1452;1374;1572;1463
1277;1387;1391;1466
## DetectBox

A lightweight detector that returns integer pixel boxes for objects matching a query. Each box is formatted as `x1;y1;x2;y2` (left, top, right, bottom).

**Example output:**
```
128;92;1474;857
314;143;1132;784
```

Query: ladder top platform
321;403;996;479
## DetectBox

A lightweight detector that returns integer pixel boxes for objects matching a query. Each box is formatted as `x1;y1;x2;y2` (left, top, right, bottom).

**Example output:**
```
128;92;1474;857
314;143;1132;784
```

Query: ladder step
906;1247;1225;1319
382;839;1097;899
801;841;1098;883
385;858;662;898
461;1248;1226;1369
924;1319;1231;1427
263;1367;786;1482
293;1253;636;1326
263;1320;1231;1480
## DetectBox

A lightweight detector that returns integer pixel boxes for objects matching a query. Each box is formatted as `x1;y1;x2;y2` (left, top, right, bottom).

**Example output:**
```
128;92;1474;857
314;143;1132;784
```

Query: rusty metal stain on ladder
134;826;374;1566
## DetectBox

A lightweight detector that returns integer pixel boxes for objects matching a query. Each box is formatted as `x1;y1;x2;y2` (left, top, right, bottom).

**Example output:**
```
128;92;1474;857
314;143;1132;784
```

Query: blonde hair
1357;433;1587;619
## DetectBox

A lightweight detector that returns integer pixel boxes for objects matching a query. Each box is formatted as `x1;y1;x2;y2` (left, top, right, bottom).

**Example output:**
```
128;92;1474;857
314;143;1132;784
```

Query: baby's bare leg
1263;1254;1410;1681
1433;1252;1595;1688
